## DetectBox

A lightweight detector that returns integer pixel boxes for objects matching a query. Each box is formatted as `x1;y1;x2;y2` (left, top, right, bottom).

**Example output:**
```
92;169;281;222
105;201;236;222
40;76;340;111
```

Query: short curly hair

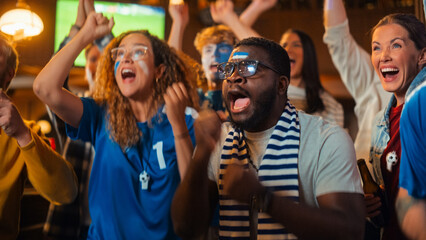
194;25;236;54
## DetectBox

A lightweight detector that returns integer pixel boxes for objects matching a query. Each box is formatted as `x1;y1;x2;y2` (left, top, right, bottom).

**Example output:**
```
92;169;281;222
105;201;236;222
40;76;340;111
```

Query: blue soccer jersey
66;98;197;239
400;82;426;199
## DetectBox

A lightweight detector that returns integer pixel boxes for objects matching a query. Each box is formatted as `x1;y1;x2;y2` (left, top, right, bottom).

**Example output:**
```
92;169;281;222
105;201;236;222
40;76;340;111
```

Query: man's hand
0;91;31;146
194;109;222;154
84;0;96;16
364;193;382;218
223;163;264;204
75;0;87;28
169;3;189;28
210;0;237;26
67;0;87;38
80;12;114;44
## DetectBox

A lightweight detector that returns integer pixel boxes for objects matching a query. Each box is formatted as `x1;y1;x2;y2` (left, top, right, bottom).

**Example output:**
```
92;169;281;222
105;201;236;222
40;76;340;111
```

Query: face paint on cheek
232;52;249;60
114;61;120;77
214;43;233;64
85;66;95;88
137;60;150;76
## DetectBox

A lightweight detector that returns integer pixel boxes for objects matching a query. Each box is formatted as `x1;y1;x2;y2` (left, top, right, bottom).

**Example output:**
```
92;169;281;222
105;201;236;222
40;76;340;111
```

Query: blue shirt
66;98;197;239
400;68;426;199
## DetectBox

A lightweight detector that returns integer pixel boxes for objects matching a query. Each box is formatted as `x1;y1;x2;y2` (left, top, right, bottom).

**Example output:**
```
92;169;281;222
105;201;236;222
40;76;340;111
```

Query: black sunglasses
217;60;282;80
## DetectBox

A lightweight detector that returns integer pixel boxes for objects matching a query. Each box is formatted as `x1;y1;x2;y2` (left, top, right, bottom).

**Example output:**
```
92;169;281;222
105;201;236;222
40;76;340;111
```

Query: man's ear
155;64;166;80
277;75;289;96
418;48;426;70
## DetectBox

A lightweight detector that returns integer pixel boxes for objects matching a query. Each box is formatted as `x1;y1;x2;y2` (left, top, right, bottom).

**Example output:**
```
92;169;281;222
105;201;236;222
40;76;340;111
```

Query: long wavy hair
281;29;325;114
92;30;199;150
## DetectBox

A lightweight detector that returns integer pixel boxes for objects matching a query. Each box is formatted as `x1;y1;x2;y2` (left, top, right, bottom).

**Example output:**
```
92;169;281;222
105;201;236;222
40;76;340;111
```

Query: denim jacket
369;67;426;185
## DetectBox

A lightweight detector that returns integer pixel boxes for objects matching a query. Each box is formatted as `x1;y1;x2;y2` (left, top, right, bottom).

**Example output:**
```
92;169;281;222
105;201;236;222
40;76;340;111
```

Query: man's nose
225;69;245;85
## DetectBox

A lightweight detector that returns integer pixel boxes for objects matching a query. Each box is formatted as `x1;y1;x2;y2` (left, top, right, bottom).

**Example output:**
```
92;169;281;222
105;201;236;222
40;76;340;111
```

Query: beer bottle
357;158;387;227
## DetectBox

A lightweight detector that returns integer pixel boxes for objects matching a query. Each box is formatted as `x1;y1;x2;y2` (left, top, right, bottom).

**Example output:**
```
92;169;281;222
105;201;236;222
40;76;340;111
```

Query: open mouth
228;91;250;113
121;68;136;81
289;59;296;68
210;64;218;72
381;67;399;79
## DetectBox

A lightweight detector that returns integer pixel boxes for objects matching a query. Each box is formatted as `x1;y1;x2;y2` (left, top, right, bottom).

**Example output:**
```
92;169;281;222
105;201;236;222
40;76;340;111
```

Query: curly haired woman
34;12;199;239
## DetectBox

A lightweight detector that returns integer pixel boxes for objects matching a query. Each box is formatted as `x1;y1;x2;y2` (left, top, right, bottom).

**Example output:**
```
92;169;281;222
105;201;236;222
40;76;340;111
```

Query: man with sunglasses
172;37;365;239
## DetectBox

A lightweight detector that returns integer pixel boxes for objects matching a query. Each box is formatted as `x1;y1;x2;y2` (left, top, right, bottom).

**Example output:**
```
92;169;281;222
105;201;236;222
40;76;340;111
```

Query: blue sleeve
399;85;426;199
66;97;103;144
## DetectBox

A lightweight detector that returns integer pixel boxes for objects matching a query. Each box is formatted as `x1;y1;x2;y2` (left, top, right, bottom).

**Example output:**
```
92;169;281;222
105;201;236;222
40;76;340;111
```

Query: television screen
55;0;165;67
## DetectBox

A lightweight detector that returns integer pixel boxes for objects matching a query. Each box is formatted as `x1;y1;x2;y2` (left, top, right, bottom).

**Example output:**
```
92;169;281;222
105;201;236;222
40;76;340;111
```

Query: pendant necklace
138;126;153;190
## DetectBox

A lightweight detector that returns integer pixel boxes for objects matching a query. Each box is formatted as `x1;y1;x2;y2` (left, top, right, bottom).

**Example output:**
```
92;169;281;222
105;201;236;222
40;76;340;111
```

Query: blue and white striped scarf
218;102;300;239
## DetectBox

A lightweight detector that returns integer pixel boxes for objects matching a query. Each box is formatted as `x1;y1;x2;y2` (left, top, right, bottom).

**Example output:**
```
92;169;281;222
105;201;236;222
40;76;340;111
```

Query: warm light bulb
170;0;184;5
0;8;44;38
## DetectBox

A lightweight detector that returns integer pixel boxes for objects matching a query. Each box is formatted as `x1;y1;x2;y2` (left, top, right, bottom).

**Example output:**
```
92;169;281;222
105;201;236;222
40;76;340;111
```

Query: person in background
367;13;426;240
193;25;236;112
323;0;392;162
0;34;77;240
33;11;199;239
395;67;426;240
168;1;236;113
83;42;101;94
171;37;364;239
280;29;344;127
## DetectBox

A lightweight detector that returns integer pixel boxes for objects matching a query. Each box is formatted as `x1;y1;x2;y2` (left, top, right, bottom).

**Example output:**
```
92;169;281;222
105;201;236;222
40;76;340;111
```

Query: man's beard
227;84;277;131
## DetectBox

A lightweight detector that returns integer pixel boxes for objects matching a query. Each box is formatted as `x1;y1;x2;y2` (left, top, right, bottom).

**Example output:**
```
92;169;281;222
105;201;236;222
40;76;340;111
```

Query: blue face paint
114;61;120;77
210;42;233;83
232;52;249;60
214;42;233;64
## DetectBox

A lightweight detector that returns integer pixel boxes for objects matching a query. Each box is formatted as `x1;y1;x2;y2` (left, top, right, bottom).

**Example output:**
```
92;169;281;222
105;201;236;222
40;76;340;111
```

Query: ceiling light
0;0;44;40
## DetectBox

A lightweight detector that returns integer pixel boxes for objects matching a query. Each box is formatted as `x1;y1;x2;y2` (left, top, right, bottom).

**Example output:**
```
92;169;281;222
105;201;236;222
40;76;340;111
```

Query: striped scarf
218;102;300;239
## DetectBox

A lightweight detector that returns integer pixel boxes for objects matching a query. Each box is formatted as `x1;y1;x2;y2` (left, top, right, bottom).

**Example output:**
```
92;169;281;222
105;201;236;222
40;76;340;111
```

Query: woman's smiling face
281;32;303;80
371;23;423;102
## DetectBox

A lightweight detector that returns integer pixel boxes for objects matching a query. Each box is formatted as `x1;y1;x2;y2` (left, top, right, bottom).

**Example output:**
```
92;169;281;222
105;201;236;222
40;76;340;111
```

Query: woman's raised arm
33;12;113;128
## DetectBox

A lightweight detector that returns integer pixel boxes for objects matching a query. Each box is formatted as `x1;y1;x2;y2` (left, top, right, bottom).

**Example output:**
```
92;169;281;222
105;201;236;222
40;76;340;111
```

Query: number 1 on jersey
153;141;166;169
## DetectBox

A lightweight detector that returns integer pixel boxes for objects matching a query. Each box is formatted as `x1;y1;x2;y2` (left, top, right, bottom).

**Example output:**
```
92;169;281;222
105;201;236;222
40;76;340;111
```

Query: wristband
71;24;81;31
